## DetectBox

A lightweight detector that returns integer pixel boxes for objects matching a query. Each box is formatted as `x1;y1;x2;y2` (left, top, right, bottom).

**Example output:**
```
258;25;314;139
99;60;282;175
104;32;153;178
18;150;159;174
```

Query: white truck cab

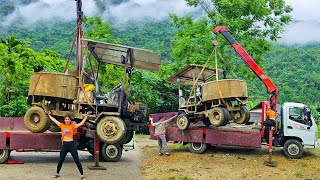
280;102;318;158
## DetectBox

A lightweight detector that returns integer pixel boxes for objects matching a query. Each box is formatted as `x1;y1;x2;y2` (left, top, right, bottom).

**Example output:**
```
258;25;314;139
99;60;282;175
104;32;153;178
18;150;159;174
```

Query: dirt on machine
167;64;250;130
23;0;161;145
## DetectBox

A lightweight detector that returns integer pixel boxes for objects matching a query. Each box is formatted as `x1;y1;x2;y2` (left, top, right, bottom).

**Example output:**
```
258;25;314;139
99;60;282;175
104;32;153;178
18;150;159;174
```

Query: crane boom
75;0;84;72
213;26;278;110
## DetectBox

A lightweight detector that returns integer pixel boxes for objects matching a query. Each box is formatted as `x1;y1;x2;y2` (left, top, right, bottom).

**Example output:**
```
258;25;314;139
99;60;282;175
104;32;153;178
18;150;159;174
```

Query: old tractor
23;0;160;144
167;64;250;130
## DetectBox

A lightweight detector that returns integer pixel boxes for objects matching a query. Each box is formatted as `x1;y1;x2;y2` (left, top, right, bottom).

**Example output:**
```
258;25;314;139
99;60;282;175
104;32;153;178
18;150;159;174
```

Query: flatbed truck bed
0;117;133;163
148;106;318;159
149;112;262;151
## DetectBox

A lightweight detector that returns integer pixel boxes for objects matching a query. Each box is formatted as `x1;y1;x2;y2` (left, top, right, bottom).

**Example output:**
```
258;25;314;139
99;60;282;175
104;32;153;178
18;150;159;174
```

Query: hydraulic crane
213;26;278;111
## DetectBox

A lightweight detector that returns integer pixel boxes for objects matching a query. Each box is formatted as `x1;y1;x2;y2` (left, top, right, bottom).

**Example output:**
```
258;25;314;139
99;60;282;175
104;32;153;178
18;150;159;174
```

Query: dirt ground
1;135;319;180
0;147;141;180
137;135;320;180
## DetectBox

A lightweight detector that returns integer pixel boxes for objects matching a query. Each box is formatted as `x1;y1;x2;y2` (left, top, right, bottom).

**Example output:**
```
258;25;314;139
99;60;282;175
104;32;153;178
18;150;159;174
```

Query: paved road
0;146;141;180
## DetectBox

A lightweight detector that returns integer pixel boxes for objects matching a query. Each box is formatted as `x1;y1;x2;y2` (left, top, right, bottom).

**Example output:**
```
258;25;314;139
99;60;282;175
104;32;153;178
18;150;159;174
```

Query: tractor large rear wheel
208;107;228;127
232;106;250;124
24;106;49;133
97;116;126;144
119;130;134;144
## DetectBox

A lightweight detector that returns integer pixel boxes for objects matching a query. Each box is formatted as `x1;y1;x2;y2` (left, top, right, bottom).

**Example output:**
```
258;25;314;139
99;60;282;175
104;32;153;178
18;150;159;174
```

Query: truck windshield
288;107;312;126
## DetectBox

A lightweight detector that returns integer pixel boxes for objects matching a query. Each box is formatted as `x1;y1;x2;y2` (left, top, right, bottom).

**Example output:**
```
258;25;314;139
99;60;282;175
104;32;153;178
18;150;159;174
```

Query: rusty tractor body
24;40;160;144
167;64;250;130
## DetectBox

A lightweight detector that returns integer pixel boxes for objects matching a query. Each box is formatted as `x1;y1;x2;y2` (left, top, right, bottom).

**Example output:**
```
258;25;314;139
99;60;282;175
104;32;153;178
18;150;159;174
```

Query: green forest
0;0;319;123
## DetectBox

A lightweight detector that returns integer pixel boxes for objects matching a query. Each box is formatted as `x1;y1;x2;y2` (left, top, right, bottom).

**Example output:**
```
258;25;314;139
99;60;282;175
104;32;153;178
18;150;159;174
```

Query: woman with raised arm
48;111;88;180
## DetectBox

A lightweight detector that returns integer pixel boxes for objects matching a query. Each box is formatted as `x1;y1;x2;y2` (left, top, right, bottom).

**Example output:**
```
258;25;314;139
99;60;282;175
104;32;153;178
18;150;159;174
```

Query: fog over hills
1;0;319;44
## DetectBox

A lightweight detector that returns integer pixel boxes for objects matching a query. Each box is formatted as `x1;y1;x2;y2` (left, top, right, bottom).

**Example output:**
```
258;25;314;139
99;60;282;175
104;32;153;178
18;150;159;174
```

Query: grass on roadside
169;143;188;151
295;172;304;178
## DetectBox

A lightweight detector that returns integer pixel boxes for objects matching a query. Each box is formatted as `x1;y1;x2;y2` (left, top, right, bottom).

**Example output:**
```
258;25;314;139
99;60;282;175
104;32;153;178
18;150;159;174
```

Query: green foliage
0;1;319;119
0;96;29;117
84;16;120;44
318;124;320;138
170;0;292;75
0;36;66;116
114;20;176;65
2;21;75;60
263;44;320;106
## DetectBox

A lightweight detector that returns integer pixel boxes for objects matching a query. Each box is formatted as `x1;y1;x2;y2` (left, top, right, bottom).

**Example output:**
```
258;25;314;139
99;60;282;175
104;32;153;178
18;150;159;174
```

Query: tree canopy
0;36;66;116
170;0;292;76
0;0;319;123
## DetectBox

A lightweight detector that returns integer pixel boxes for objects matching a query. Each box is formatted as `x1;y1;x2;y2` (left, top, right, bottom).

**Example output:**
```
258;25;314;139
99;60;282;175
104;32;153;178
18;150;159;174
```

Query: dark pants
57;141;83;175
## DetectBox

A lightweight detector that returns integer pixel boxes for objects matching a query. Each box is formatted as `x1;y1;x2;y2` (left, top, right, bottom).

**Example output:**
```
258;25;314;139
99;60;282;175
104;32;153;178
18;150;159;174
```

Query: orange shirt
266;109;276;120
58;123;76;141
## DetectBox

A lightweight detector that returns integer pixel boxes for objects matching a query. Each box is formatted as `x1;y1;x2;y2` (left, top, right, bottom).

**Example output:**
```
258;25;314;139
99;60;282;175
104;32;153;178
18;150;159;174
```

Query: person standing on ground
48;111;88;180
151;115;177;156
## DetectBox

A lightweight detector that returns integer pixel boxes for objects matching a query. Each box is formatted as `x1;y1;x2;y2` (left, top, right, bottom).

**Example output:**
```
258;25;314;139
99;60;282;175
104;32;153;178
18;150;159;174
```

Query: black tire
232;106;250;124
97;116;126;144
208;107;227;127
0;149;10;164
100;143;122;162
24;106;49;133
119;130;134;144
202;118;211;126
221;108;230;126
176;113;190;130
283;139;304;159
188;142;207;154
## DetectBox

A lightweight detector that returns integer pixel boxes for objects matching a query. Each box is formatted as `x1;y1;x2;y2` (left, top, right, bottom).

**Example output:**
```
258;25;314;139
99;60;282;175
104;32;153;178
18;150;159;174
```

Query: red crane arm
213;26;278;110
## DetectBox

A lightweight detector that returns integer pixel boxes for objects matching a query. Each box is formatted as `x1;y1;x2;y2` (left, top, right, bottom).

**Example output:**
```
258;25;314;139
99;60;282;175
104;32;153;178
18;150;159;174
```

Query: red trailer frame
0;117;129;164
0;117;82;151
149;112;262;149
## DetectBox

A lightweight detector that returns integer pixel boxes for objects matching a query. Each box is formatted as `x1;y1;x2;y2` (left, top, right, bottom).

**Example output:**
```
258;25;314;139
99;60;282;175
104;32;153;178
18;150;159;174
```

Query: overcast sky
279;0;320;44
1;0;319;44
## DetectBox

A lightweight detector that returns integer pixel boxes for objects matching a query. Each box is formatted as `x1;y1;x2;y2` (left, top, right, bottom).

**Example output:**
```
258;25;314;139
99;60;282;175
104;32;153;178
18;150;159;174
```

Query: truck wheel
283;139;304;159
188;142;207;154
101;143;122;162
221;108;230;126
176;113;190;130
233;106;250;124
0;149;10;164
208;107;227;127
24;106;49;133
119;130;134;144
97;116;126;144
